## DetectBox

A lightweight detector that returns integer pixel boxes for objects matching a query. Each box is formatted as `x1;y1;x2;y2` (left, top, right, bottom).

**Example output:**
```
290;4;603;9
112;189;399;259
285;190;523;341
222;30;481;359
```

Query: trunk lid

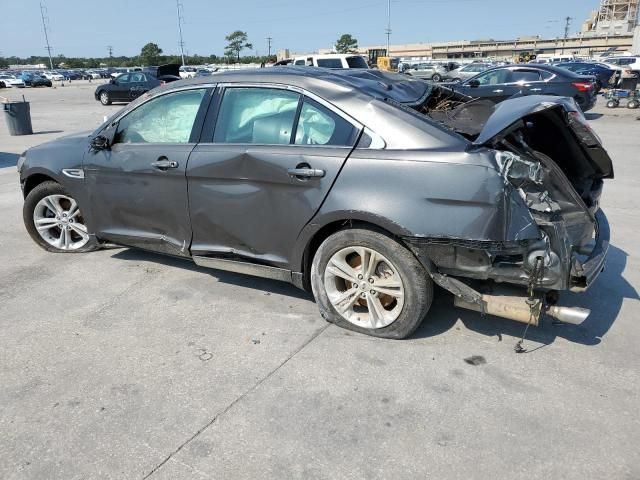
471;95;614;180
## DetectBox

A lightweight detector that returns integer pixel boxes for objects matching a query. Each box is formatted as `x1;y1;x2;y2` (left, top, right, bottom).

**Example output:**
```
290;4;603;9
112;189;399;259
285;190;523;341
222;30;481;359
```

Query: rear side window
213;87;300;144
346;56;368;68
316;58;344;68
511;70;542;82
294;98;357;146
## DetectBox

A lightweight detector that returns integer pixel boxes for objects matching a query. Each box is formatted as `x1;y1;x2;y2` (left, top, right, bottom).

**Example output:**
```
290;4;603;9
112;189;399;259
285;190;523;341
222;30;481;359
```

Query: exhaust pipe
454;295;590;326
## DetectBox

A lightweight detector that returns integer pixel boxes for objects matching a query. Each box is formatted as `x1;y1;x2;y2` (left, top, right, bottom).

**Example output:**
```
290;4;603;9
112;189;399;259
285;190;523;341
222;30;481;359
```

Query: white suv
292;54;368;69
604;56;640;71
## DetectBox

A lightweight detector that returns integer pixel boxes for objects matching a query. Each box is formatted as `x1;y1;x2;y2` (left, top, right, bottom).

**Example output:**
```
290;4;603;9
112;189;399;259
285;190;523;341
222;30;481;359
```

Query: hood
471;95;614;179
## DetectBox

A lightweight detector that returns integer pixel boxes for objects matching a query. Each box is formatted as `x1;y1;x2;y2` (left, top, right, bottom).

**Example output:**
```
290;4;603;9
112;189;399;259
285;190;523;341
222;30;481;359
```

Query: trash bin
3;100;33;136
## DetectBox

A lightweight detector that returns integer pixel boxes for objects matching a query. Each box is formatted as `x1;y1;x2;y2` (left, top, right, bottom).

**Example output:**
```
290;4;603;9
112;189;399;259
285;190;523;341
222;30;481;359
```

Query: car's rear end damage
404;91;613;326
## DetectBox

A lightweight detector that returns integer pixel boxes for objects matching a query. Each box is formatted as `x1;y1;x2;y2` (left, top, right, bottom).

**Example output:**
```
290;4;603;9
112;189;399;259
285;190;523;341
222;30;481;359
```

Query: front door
460;68;515;103
84;87;210;256
187;86;360;268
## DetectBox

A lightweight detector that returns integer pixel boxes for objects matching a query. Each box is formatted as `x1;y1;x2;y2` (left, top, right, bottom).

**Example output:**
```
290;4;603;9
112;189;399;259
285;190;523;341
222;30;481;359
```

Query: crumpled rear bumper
570;209;610;291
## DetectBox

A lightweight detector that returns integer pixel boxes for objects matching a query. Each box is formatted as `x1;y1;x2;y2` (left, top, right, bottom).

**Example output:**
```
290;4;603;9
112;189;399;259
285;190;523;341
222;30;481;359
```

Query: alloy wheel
33;194;90;251
324;246;405;329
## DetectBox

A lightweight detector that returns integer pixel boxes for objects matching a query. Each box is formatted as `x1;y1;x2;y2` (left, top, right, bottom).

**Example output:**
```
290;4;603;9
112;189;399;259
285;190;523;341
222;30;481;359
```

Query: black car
94;65;180;105
24;74;52;88
451;64;598;111
19;68;612;339
554;62;616;90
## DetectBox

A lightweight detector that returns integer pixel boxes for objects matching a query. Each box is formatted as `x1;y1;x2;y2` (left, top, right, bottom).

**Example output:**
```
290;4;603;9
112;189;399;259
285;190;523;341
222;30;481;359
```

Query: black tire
627;100;639;109
23;181;99;253
606;99;618;108
99;90;111;105
311;228;433;339
432;73;442;82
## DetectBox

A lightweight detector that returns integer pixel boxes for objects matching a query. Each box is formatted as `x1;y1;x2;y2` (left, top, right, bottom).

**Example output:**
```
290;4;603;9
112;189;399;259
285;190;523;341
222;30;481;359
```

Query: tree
140;42;163;66
224;31;253;62
335;34;358;54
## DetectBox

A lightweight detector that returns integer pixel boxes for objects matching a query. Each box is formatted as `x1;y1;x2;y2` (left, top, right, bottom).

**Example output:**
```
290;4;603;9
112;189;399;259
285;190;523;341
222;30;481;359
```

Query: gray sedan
17;68;612;338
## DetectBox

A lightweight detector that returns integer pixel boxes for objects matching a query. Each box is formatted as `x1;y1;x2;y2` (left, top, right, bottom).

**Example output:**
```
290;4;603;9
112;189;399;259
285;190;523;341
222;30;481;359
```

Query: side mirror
90;135;110;150
468;79;480;88
109;78;116;84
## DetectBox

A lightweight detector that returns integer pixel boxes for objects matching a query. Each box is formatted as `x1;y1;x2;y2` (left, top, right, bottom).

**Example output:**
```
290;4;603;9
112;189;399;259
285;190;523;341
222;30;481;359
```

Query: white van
292;54;368;69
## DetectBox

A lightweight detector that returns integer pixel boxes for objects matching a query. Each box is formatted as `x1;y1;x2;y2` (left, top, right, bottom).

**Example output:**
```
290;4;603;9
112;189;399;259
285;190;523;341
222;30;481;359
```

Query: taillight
572;81;593;92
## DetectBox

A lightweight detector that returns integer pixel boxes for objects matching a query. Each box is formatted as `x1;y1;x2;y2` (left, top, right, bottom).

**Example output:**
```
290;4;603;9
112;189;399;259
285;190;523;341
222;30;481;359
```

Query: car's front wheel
311;228;433;339
432;73;442;82
23;181;98;253
99;91;111;105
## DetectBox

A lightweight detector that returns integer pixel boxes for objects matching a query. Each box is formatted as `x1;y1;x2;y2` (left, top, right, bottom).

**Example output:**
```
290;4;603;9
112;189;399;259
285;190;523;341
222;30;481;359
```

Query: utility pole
39;2;54;70
267;36;272;59
176;0;186;66
562;16;573;52
385;0;391;56
107;45;113;66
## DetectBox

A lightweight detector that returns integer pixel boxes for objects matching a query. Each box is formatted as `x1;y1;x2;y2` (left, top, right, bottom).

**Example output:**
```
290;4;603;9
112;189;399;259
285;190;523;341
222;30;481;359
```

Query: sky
0;0;599;59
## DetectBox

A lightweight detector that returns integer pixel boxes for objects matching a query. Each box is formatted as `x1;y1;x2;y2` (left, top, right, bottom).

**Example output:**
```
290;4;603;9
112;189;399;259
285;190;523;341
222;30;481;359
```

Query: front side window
214;88;300;144
116;74;131;84
294;60;306;66
294;99;356;146
471;69;510;85
114;89;206;144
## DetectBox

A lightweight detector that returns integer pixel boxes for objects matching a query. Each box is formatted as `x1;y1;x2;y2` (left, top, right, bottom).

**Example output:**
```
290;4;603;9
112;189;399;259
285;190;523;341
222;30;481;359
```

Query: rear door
187;85;361;267
509;68;547;95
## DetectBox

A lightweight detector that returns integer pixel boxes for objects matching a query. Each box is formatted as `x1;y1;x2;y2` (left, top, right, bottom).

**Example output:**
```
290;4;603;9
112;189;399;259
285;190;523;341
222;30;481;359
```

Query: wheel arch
22;172;58;198
296;215;412;291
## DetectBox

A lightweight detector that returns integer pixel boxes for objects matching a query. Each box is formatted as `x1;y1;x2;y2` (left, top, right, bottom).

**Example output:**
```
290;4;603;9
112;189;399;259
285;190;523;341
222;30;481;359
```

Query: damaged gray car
18;67;613;339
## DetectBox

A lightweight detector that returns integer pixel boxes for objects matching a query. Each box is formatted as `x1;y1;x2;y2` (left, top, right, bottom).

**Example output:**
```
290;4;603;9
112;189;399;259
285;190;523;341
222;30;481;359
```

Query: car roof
163;66;431;106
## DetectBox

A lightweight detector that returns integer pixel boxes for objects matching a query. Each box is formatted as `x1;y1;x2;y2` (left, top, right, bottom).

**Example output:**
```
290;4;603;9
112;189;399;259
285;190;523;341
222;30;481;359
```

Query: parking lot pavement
1;86;639;479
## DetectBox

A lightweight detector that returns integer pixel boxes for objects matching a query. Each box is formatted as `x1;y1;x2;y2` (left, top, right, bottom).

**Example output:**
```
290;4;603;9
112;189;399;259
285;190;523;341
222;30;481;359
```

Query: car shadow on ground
110;244;635;348
0;152;19;168
585;112;604;120
411;244;637;348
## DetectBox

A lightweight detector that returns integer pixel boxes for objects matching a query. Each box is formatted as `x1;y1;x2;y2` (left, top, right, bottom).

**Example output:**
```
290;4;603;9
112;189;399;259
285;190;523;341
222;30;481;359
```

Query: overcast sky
1;0;598;58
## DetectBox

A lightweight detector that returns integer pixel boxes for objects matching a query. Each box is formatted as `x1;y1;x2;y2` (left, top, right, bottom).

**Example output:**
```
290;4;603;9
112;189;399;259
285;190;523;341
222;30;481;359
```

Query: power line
39;2;54;70
176;0;186;66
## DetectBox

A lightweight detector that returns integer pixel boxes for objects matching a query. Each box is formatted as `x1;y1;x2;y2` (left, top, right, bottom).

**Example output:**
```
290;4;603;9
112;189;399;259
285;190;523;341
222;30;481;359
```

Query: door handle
151;158;179;169
287;167;325;178
492;89;504;93
529;88;542;92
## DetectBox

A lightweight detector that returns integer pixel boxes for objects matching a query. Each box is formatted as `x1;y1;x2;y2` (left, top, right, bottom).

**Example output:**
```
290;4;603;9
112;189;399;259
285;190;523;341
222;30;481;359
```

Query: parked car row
94;64;181;105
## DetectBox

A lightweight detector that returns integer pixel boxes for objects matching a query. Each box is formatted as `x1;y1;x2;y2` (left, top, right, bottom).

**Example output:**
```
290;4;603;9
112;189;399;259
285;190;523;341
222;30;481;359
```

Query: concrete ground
1;82;639;480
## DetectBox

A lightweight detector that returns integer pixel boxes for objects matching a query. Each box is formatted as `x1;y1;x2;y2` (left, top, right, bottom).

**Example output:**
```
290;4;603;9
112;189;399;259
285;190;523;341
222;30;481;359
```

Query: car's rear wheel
24;181;98;253
432;73;442;82
99;91;111;105
311;228;433;339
